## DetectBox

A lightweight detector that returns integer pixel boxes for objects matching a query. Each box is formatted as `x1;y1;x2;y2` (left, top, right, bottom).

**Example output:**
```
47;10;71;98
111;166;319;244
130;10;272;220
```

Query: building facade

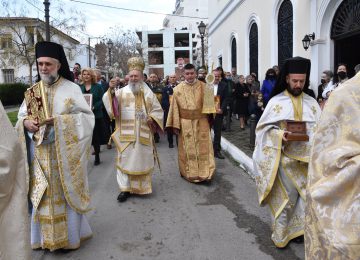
137;29;197;78
0;17;81;84
75;44;97;70
208;0;360;94
137;0;209;78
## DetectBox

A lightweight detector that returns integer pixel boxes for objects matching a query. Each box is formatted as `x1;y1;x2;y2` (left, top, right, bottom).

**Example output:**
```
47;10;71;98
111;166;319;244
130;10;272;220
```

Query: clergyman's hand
24;119;39;133
282;130;291;142
147;117;157;133
44;117;54;126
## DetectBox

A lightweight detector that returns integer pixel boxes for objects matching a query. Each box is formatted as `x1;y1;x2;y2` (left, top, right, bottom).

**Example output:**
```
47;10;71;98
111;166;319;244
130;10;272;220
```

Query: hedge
0;83;29;106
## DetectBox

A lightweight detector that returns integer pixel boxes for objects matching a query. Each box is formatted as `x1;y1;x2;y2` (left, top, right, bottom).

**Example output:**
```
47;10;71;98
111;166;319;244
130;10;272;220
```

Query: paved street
32;137;304;260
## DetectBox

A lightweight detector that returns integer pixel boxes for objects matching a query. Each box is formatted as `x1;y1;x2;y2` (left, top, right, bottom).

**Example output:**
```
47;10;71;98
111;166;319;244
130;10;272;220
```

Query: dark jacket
80;83;104;119
215;80;229;112
161;84;175;111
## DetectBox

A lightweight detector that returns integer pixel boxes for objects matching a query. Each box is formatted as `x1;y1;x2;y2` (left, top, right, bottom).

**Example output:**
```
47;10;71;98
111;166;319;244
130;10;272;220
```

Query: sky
7;0;176;43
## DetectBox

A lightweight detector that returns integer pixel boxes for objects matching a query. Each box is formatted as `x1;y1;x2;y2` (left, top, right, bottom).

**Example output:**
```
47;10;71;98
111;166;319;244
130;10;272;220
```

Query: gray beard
40;73;58;85
129;81;142;94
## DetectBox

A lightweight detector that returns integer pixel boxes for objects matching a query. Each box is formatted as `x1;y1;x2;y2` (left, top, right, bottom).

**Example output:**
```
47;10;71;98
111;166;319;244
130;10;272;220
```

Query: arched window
331;0;360;78
331;0;360;40
231;37;237;69
278;0;293;68
249;23;258;76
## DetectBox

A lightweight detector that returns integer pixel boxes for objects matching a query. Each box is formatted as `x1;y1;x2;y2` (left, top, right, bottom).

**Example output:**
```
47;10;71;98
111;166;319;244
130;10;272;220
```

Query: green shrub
0;83;29;106
6;110;18;126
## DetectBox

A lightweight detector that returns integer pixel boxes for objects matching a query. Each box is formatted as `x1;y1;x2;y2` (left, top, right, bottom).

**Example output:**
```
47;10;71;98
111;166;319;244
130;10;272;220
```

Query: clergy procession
0;0;360;260
0;38;359;260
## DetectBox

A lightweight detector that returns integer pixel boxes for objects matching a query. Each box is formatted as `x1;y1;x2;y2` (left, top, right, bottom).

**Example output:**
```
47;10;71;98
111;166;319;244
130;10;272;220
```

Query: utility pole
88;37;91;67
44;0;50;41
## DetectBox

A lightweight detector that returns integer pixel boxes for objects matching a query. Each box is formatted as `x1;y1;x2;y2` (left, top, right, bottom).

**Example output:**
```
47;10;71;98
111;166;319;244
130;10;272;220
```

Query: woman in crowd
235;75;251;130
322;63;348;99
261;68;277;107
79;68;105;165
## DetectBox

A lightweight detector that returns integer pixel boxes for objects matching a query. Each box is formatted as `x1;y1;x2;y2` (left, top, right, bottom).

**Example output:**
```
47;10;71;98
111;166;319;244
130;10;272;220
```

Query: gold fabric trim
281;156;307;200
116;165;154;176
179;108;208;120
257;129;284;205
38;214;67;224
267;176;289;219
284;90;303;121
54;115;91;214
274;230;304;248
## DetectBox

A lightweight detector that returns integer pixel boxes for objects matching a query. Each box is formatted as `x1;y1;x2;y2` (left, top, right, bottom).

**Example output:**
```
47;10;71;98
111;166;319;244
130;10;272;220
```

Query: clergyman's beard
40;72;58;85
286;84;303;97
129;81;142;94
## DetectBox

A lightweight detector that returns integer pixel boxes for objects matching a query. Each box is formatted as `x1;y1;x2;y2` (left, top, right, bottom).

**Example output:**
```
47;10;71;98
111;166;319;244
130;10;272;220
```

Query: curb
220;135;255;179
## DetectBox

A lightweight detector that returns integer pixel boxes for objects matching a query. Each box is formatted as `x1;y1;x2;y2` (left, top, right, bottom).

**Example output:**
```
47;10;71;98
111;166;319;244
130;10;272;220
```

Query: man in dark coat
213;69;229;159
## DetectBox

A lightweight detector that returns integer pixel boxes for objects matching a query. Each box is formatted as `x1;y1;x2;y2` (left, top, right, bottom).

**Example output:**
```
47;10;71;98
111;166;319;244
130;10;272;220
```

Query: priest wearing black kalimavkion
16;41;95;251
252;57;321;248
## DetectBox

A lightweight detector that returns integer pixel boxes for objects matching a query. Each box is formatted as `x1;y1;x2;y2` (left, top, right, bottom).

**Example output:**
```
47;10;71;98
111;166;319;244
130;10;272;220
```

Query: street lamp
107;39;114;66
302;33;315;51
43;0;50;41
198;21;206;67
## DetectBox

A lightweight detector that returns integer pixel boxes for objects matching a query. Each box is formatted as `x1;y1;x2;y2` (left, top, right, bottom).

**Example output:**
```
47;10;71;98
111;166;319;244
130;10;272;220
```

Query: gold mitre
127;57;145;72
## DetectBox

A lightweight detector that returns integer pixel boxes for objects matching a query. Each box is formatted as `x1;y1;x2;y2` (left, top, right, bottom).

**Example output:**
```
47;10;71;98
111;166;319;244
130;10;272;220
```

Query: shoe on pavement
117;192;130;202
107;144;112;149
214;152;225;159
169;143;174;148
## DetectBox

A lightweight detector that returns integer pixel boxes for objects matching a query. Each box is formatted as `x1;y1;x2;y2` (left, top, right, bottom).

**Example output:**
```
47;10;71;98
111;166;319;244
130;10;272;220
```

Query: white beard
129;81;142;94
40;72;58;85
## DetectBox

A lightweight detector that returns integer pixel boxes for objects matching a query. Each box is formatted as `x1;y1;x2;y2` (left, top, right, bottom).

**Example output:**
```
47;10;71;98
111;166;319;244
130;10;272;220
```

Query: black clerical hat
269;56;311;98
286;56;311;74
35;41;74;82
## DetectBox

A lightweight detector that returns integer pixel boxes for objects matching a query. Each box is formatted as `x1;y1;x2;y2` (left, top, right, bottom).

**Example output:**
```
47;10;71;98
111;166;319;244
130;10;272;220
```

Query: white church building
208;0;360;94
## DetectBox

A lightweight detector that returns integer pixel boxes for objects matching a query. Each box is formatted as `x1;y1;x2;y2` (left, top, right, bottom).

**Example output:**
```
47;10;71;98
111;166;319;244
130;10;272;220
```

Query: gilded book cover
24;81;49;126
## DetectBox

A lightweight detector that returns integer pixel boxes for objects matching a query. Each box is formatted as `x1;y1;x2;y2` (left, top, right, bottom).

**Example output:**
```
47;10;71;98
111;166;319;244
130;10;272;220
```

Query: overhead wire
68;0;208;19
23;0;93;38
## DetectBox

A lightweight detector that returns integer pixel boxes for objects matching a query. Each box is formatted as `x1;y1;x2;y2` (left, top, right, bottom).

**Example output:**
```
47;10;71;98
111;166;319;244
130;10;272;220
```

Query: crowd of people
0;40;359;260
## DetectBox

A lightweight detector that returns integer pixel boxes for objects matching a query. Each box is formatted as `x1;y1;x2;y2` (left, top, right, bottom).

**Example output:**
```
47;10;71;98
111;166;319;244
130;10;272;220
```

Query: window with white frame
0;34;12;49
2;69;15;83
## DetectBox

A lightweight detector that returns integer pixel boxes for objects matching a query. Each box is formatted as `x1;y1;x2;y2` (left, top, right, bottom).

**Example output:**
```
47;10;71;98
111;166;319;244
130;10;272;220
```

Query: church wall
208;0;343;90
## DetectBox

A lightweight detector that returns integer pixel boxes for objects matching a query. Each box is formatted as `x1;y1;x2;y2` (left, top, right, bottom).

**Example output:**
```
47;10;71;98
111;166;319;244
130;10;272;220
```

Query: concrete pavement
220;118;255;178
32;139;304;260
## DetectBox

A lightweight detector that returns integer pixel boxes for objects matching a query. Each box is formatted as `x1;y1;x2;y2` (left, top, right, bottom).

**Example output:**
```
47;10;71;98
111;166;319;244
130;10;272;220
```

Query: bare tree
95;41;107;69
104;26;141;76
0;19;37;84
0;0;85;84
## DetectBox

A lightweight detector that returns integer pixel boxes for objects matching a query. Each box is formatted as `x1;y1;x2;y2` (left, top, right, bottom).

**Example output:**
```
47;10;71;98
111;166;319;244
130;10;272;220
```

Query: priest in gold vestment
17;42;94;251
0;101;31;260
166;63;215;182
305;71;360;259
253;57;321;248
102;57;163;202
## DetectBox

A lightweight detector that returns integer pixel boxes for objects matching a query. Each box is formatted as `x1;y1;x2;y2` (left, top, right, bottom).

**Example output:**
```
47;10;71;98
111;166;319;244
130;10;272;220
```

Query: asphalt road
32;139;304;260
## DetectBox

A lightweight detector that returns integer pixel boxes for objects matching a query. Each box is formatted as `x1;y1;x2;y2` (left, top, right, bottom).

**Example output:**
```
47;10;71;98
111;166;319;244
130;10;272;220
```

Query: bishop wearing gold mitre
166;63;216;183
16;41;95;251
102;57;163;202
